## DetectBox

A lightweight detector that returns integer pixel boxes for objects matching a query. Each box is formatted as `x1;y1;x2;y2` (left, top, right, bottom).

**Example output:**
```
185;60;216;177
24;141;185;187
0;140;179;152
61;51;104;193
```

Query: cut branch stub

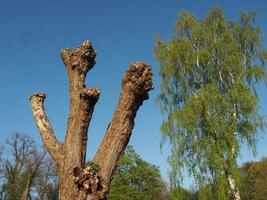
61;40;96;74
122;61;153;100
80;88;101;116
81;88;101;103
29;92;46;104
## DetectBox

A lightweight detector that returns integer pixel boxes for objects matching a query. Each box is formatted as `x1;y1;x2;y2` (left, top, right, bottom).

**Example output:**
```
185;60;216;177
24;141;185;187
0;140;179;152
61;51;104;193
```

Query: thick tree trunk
29;41;153;200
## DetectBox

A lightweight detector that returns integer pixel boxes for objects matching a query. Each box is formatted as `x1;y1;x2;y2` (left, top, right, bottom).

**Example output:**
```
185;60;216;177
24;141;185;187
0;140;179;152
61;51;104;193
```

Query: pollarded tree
154;8;266;200
29;41;153;200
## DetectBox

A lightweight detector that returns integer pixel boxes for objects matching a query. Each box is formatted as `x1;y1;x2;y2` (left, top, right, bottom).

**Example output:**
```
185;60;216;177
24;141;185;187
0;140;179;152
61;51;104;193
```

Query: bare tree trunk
226;147;241;200
29;41;153;200
20;172;31;200
20;151;45;200
227;106;241;200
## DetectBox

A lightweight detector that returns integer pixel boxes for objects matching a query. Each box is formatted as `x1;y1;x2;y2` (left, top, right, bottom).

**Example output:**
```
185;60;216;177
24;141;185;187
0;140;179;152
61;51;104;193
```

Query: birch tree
154;8;266;200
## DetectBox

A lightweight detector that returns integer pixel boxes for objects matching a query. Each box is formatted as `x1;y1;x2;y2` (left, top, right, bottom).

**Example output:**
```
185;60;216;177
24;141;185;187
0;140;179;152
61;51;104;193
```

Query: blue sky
0;0;266;188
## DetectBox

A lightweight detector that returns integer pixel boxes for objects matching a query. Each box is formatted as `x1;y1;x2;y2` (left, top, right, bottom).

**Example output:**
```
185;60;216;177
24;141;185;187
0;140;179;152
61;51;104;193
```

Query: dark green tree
239;157;267;200
170;187;194;200
109;145;163;200
159;180;194;200
154;7;266;200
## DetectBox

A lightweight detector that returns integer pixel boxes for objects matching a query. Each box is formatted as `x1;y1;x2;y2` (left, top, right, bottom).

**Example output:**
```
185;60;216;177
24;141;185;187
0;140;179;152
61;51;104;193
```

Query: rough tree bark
29;41;153;200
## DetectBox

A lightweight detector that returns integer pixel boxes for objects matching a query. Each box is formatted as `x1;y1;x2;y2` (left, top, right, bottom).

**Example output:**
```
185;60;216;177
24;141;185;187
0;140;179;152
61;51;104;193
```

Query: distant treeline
0;133;266;200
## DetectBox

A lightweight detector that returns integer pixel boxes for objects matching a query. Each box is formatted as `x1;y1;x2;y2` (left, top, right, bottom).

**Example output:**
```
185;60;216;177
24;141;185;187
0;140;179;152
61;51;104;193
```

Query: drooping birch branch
93;61;153;184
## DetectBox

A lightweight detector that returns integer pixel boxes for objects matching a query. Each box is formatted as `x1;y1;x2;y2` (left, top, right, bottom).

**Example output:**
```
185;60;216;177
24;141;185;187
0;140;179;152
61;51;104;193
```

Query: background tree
0;146;4;199
0;133;58;200
108;145;162;200
159;180;172;200
239;157;267;200
169;187;193;200
154;8;266;200
33;155;59;200
0;133;39;200
29;41;153;200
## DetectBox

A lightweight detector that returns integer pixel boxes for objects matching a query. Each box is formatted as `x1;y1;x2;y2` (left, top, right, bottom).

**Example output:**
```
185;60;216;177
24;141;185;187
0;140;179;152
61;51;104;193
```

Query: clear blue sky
0;0;266;188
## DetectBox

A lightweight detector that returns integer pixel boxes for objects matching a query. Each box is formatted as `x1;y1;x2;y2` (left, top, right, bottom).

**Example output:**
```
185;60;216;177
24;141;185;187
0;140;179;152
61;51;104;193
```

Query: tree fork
29;40;153;200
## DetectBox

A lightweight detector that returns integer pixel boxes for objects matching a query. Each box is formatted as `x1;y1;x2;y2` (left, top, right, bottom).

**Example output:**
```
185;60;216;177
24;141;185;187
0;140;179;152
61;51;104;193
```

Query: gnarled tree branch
29;93;61;161
59;41;99;169
93;61;153;185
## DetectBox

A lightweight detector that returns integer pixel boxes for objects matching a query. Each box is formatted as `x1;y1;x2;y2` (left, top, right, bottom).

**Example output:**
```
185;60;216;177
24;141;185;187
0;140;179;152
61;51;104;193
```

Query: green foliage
154;7;266;200
1;164;26;200
109;145;163;200
240;157;267;200
86;161;101;173
170;187;194;200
